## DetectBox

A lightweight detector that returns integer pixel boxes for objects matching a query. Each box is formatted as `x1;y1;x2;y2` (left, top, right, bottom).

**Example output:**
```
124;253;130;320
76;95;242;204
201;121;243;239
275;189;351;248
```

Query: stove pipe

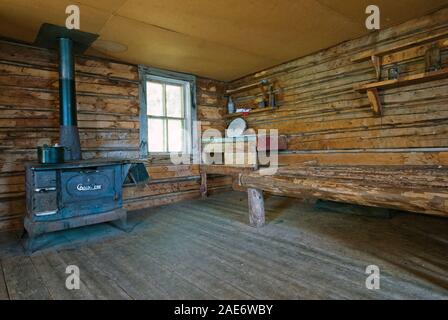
58;37;82;161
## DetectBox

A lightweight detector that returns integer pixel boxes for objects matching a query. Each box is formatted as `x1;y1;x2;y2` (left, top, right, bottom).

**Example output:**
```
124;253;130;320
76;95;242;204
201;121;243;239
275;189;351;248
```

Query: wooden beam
366;88;382;116
247;188;265;228
277;150;448;166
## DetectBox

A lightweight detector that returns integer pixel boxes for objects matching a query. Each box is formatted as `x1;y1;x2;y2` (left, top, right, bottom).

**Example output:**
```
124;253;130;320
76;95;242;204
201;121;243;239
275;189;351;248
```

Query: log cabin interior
0;0;447;301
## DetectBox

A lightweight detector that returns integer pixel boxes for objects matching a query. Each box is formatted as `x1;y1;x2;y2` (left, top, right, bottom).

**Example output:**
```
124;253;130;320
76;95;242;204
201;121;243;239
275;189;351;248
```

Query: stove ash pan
25;161;129;222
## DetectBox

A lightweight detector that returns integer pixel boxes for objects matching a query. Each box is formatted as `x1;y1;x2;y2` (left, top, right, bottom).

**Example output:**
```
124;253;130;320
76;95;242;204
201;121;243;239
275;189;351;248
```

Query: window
139;67;196;157
140;69;195;156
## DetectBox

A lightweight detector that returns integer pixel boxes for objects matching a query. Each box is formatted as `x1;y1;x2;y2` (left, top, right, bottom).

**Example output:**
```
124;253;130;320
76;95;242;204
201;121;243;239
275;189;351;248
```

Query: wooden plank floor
0;191;447;300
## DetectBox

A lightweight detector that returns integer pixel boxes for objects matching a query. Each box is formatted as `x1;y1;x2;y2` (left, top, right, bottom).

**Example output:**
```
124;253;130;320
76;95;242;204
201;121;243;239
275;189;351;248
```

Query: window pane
167;119;183;152
166;85;183;118
148;118;165;152
147;82;164;116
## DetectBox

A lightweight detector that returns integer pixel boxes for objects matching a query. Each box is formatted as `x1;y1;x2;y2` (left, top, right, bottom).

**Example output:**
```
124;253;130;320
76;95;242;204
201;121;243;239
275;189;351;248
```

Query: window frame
146;77;189;154
139;66;197;158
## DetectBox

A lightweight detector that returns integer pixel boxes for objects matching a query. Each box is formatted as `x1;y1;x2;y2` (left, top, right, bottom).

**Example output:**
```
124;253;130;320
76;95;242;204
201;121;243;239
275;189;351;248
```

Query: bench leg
200;171;208;199
248;188;265;227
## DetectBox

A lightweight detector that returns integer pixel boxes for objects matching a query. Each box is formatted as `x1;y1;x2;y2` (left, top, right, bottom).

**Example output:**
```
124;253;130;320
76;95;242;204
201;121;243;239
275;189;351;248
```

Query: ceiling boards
0;0;447;80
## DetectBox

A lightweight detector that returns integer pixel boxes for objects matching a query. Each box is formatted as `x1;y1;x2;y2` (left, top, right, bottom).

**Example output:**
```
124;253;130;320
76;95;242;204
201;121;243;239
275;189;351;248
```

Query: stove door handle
35;210;58;217
80;170;100;174
34;187;57;193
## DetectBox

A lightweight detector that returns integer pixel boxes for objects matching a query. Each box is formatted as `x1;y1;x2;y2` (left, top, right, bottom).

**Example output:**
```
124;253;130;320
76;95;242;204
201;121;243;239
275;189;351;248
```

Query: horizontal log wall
197;78;228;135
229;8;448;166
0;40;230;231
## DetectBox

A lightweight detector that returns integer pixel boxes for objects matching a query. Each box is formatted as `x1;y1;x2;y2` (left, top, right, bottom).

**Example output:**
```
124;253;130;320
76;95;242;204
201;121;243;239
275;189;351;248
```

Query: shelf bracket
371;55;382;81
366;88;382;116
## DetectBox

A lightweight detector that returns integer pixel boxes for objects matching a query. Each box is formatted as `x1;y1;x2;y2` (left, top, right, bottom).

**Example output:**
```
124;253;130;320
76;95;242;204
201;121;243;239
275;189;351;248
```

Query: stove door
60;165;122;217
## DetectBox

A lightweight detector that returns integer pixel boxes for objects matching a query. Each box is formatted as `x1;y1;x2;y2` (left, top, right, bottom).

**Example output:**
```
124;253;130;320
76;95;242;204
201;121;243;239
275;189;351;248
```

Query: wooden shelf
224;107;276;120
226;80;268;95
354;68;448;92
351;28;448;63
351;28;448;82
354;67;448;117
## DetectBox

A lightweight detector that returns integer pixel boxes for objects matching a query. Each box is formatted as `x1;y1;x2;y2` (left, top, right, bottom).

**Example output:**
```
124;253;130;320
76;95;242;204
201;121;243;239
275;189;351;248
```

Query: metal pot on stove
37;144;66;164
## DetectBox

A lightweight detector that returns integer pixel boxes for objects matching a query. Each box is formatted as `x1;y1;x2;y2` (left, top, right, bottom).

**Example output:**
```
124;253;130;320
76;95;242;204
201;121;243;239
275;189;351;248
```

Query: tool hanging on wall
388;64;400;80
258;82;268;108
268;84;276;108
225;79;278;113
425;44;441;72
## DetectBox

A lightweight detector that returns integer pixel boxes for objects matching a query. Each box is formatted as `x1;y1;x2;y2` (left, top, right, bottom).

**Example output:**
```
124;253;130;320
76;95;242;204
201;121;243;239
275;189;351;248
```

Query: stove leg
24;230;38;254
25;237;35;254
20;228;27;239
23;217;38;253
111;214;129;232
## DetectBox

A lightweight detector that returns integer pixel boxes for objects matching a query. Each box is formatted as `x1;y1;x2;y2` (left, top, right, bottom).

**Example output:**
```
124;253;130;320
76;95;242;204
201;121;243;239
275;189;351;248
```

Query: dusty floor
0;191;447;299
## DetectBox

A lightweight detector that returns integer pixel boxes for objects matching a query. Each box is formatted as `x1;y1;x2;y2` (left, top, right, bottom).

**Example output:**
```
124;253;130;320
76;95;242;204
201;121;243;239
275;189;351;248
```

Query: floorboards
2;255;51;299
0;260;8;300
0;191;447;300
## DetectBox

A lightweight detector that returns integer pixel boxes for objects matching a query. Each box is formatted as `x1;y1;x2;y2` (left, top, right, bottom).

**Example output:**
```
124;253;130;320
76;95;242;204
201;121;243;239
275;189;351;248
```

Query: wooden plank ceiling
0;0;447;81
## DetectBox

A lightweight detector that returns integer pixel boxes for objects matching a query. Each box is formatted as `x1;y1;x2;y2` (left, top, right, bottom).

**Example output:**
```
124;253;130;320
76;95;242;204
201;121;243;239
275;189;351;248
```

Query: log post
248;188;265;227
200;171;208;199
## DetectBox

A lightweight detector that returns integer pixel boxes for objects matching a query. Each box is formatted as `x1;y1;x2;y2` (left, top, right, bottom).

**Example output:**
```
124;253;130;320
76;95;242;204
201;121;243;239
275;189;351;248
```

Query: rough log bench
238;165;448;227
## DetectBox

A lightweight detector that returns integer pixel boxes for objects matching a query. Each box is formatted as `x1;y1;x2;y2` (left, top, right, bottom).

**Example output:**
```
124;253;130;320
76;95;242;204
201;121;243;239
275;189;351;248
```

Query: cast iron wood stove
24;25;148;252
25;159;132;243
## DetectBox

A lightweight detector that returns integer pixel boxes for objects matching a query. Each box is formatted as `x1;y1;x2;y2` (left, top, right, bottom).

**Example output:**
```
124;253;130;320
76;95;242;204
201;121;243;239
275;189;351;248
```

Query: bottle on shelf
227;96;235;114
